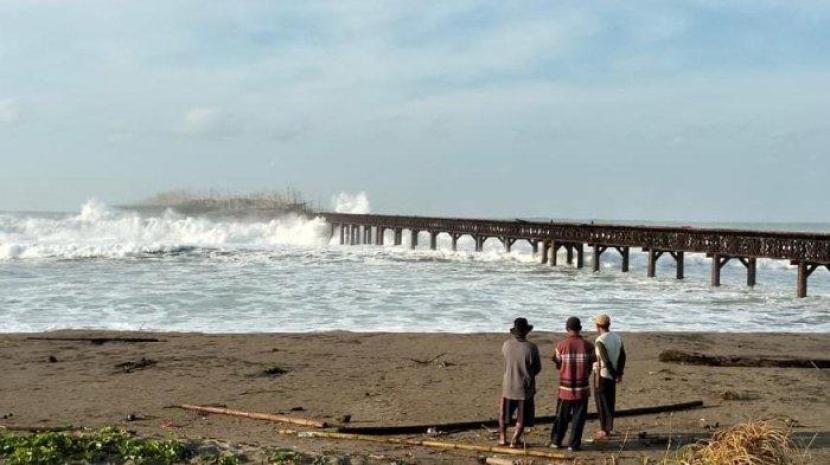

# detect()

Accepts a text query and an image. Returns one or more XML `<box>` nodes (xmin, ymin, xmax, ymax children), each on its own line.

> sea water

<box><xmin>1</xmin><ymin>200</ymin><xmax>828</xmax><ymax>333</ymax></box>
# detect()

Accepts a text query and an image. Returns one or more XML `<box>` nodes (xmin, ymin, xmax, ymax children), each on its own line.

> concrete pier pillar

<box><xmin>376</xmin><ymin>227</ymin><xmax>385</xmax><ymax>245</ymax></box>
<box><xmin>339</xmin><ymin>225</ymin><xmax>346</xmax><ymax>245</ymax></box>
<box><xmin>711</xmin><ymin>254</ymin><xmax>730</xmax><ymax>287</ymax></box>
<box><xmin>738</xmin><ymin>257</ymin><xmax>757</xmax><ymax>287</ymax></box>
<box><xmin>410</xmin><ymin>230</ymin><xmax>419</xmax><ymax>249</ymax></box>
<box><xmin>616</xmin><ymin>246</ymin><xmax>630</xmax><ymax>272</ymax></box>
<box><xmin>474</xmin><ymin>236</ymin><xmax>485</xmax><ymax>252</ymax></box>
<box><xmin>575</xmin><ymin>243</ymin><xmax>584</xmax><ymax>269</ymax></box>
<box><xmin>451</xmin><ymin>234</ymin><xmax>460</xmax><ymax>251</ymax></box>
<box><xmin>551</xmin><ymin>241</ymin><xmax>559</xmax><ymax>266</ymax></box>
<box><xmin>531</xmin><ymin>241</ymin><xmax>539</xmax><ymax>256</ymax></box>
<box><xmin>394</xmin><ymin>228</ymin><xmax>402</xmax><ymax>246</ymax></box>
<box><xmin>647</xmin><ymin>249</ymin><xmax>663</xmax><ymax>278</ymax></box>
<box><xmin>566</xmin><ymin>245</ymin><xmax>574</xmax><ymax>265</ymax></box>
<box><xmin>670</xmin><ymin>251</ymin><xmax>685</xmax><ymax>279</ymax></box>
<box><xmin>430</xmin><ymin>231</ymin><xmax>438</xmax><ymax>250</ymax></box>
<box><xmin>793</xmin><ymin>262</ymin><xmax>825</xmax><ymax>297</ymax></box>
<box><xmin>797</xmin><ymin>262</ymin><xmax>809</xmax><ymax>297</ymax></box>
<box><xmin>592</xmin><ymin>245</ymin><xmax>607</xmax><ymax>272</ymax></box>
<box><xmin>540</xmin><ymin>241</ymin><xmax>549</xmax><ymax>264</ymax></box>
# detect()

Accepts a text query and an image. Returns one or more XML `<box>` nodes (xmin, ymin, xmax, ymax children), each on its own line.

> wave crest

<box><xmin>0</xmin><ymin>201</ymin><xmax>331</xmax><ymax>259</ymax></box>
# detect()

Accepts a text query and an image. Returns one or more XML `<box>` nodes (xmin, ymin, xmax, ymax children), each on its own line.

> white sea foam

<box><xmin>0</xmin><ymin>200</ymin><xmax>331</xmax><ymax>259</ymax></box>
<box><xmin>0</xmin><ymin>200</ymin><xmax>828</xmax><ymax>333</ymax></box>
<box><xmin>333</xmin><ymin>192</ymin><xmax>370</xmax><ymax>214</ymax></box>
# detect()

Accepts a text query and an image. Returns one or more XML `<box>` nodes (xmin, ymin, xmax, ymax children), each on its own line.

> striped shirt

<box><xmin>554</xmin><ymin>335</ymin><xmax>596</xmax><ymax>401</ymax></box>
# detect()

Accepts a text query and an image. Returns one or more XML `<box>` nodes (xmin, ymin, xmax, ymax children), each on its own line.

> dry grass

<box><xmin>668</xmin><ymin>420</ymin><xmax>810</xmax><ymax>465</ymax></box>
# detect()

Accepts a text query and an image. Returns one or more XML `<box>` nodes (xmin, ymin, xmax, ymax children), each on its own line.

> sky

<box><xmin>0</xmin><ymin>1</ymin><xmax>828</xmax><ymax>222</ymax></box>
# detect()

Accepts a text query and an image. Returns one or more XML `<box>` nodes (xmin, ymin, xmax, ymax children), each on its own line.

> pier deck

<box><xmin>322</xmin><ymin>213</ymin><xmax>830</xmax><ymax>297</ymax></box>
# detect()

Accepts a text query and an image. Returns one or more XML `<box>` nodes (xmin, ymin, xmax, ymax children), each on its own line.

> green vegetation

<box><xmin>0</xmin><ymin>428</ymin><xmax>191</xmax><ymax>465</ymax></box>
<box><xmin>0</xmin><ymin>430</ymin><xmax>344</xmax><ymax>465</ymax></box>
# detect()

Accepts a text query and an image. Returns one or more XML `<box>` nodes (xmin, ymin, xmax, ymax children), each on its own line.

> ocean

<box><xmin>1</xmin><ymin>201</ymin><xmax>828</xmax><ymax>333</ymax></box>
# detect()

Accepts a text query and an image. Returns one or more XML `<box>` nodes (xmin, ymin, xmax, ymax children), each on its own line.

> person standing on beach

<box><xmin>591</xmin><ymin>313</ymin><xmax>626</xmax><ymax>440</ymax></box>
<box><xmin>550</xmin><ymin>316</ymin><xmax>595</xmax><ymax>451</ymax></box>
<box><xmin>499</xmin><ymin>317</ymin><xmax>541</xmax><ymax>448</ymax></box>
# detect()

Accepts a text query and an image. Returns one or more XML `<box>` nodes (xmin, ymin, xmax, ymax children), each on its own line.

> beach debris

<box><xmin>283</xmin><ymin>430</ymin><xmax>570</xmax><ymax>460</ymax></box>
<box><xmin>160</xmin><ymin>418</ymin><xmax>182</xmax><ymax>429</ymax></box>
<box><xmin>261</xmin><ymin>366</ymin><xmax>290</xmax><ymax>377</ymax></box>
<box><xmin>658</xmin><ymin>349</ymin><xmax>829</xmax><ymax>369</ymax></box>
<box><xmin>483</xmin><ymin>457</ymin><xmax>538</xmax><ymax>465</ymax></box>
<box><xmin>483</xmin><ymin>457</ymin><xmax>516</xmax><ymax>465</ymax></box>
<box><xmin>174</xmin><ymin>404</ymin><xmax>328</xmax><ymax>428</ymax></box>
<box><xmin>47</xmin><ymin>355</ymin><xmax>58</xmax><ymax>363</ymax></box>
<box><xmin>125</xmin><ymin>413</ymin><xmax>152</xmax><ymax>422</ymax></box>
<box><xmin>1</xmin><ymin>414</ymin><xmax>11</xmax><ymax>420</ymax></box>
<box><xmin>337</xmin><ymin>400</ymin><xmax>704</xmax><ymax>435</ymax></box>
<box><xmin>26</xmin><ymin>336</ymin><xmax>162</xmax><ymax>345</ymax></box>
<box><xmin>115</xmin><ymin>357</ymin><xmax>157</xmax><ymax>373</ymax></box>
<box><xmin>679</xmin><ymin>420</ymin><xmax>805</xmax><ymax>465</ymax></box>
<box><xmin>0</xmin><ymin>424</ymin><xmax>79</xmax><ymax>432</ymax></box>
<box><xmin>340</xmin><ymin>414</ymin><xmax>352</xmax><ymax>424</ymax></box>
<box><xmin>719</xmin><ymin>390</ymin><xmax>756</xmax><ymax>401</ymax></box>
<box><xmin>408</xmin><ymin>353</ymin><xmax>447</xmax><ymax>365</ymax></box>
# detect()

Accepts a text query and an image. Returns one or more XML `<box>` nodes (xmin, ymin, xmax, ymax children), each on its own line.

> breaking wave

<box><xmin>0</xmin><ymin>200</ymin><xmax>332</xmax><ymax>260</ymax></box>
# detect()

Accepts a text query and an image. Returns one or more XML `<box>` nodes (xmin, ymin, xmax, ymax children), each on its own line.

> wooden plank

<box><xmin>175</xmin><ymin>404</ymin><xmax>327</xmax><ymax>428</ymax></box>
<box><xmin>337</xmin><ymin>400</ymin><xmax>704</xmax><ymax>435</ymax></box>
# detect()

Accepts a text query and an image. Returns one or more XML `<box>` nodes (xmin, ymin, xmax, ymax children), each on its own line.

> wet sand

<box><xmin>1</xmin><ymin>331</ymin><xmax>827</xmax><ymax>463</ymax></box>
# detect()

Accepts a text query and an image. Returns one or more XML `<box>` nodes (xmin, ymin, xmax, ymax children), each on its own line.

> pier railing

<box><xmin>320</xmin><ymin>212</ymin><xmax>830</xmax><ymax>297</ymax></box>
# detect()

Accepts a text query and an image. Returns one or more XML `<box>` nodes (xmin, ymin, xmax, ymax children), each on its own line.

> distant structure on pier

<box><xmin>121</xmin><ymin>189</ymin><xmax>314</xmax><ymax>218</ymax></box>
<box><xmin>323</xmin><ymin>213</ymin><xmax>830</xmax><ymax>298</ymax></box>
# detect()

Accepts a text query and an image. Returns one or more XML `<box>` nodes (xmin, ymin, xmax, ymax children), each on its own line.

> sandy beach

<box><xmin>2</xmin><ymin>330</ymin><xmax>827</xmax><ymax>463</ymax></box>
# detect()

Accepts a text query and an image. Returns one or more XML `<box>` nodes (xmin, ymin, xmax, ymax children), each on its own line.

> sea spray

<box><xmin>0</xmin><ymin>197</ymin><xmax>828</xmax><ymax>333</ymax></box>
<box><xmin>333</xmin><ymin>192</ymin><xmax>371</xmax><ymax>214</ymax></box>
<box><xmin>0</xmin><ymin>201</ymin><xmax>332</xmax><ymax>259</ymax></box>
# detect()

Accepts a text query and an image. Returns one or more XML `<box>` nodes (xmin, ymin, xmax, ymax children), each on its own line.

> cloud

<box><xmin>0</xmin><ymin>100</ymin><xmax>20</xmax><ymax>123</ymax></box>
<box><xmin>180</xmin><ymin>107</ymin><xmax>236</xmax><ymax>136</ymax></box>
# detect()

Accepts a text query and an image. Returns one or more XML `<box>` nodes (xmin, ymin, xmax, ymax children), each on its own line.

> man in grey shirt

<box><xmin>498</xmin><ymin>317</ymin><xmax>541</xmax><ymax>447</ymax></box>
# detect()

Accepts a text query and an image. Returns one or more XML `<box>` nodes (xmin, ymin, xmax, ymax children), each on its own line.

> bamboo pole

<box><xmin>0</xmin><ymin>425</ymin><xmax>80</xmax><ymax>432</ymax></box>
<box><xmin>26</xmin><ymin>336</ymin><xmax>161</xmax><ymax>344</ymax></box>
<box><xmin>338</xmin><ymin>400</ymin><xmax>704</xmax><ymax>435</ymax></box>
<box><xmin>285</xmin><ymin>430</ymin><xmax>570</xmax><ymax>460</ymax></box>
<box><xmin>175</xmin><ymin>404</ymin><xmax>327</xmax><ymax>428</ymax></box>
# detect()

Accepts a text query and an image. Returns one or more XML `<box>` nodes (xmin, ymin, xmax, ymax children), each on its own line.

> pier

<box><xmin>322</xmin><ymin>213</ymin><xmax>830</xmax><ymax>297</ymax></box>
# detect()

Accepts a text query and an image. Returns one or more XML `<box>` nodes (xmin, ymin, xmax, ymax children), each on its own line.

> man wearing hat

<box><xmin>592</xmin><ymin>313</ymin><xmax>626</xmax><ymax>440</ymax></box>
<box><xmin>550</xmin><ymin>316</ymin><xmax>596</xmax><ymax>451</ymax></box>
<box><xmin>498</xmin><ymin>317</ymin><xmax>541</xmax><ymax>448</ymax></box>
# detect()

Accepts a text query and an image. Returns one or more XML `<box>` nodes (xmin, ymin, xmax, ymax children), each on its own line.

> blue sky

<box><xmin>0</xmin><ymin>1</ymin><xmax>828</xmax><ymax>221</ymax></box>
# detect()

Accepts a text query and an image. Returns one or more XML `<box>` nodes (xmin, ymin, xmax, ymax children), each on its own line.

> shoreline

<box><xmin>2</xmin><ymin>330</ymin><xmax>827</xmax><ymax>463</ymax></box>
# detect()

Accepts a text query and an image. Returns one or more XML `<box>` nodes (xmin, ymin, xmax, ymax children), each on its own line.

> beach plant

<box><xmin>266</xmin><ymin>449</ymin><xmax>341</xmax><ymax>465</ymax></box>
<box><xmin>202</xmin><ymin>451</ymin><xmax>242</xmax><ymax>465</ymax></box>
<box><xmin>0</xmin><ymin>427</ymin><xmax>191</xmax><ymax>465</ymax></box>
<box><xmin>661</xmin><ymin>420</ymin><xmax>810</xmax><ymax>465</ymax></box>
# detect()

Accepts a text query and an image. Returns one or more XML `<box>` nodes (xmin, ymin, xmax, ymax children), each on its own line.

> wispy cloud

<box><xmin>0</xmin><ymin>1</ymin><xmax>828</xmax><ymax>219</ymax></box>
<box><xmin>179</xmin><ymin>107</ymin><xmax>237</xmax><ymax>137</ymax></box>
<box><xmin>0</xmin><ymin>100</ymin><xmax>20</xmax><ymax>123</ymax></box>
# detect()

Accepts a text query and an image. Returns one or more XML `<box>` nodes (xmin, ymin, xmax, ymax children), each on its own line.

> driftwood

<box><xmin>408</xmin><ymin>353</ymin><xmax>447</xmax><ymax>365</ymax></box>
<box><xmin>115</xmin><ymin>357</ymin><xmax>157</xmax><ymax>373</ymax></box>
<box><xmin>337</xmin><ymin>400</ymin><xmax>704</xmax><ymax>435</ymax></box>
<box><xmin>659</xmin><ymin>350</ymin><xmax>829</xmax><ymax>369</ymax></box>
<box><xmin>282</xmin><ymin>430</ymin><xmax>569</xmax><ymax>460</ymax></box>
<box><xmin>26</xmin><ymin>336</ymin><xmax>161</xmax><ymax>345</ymax></box>
<box><xmin>174</xmin><ymin>404</ymin><xmax>327</xmax><ymax>428</ymax></box>
<box><xmin>0</xmin><ymin>425</ymin><xmax>79</xmax><ymax>432</ymax></box>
